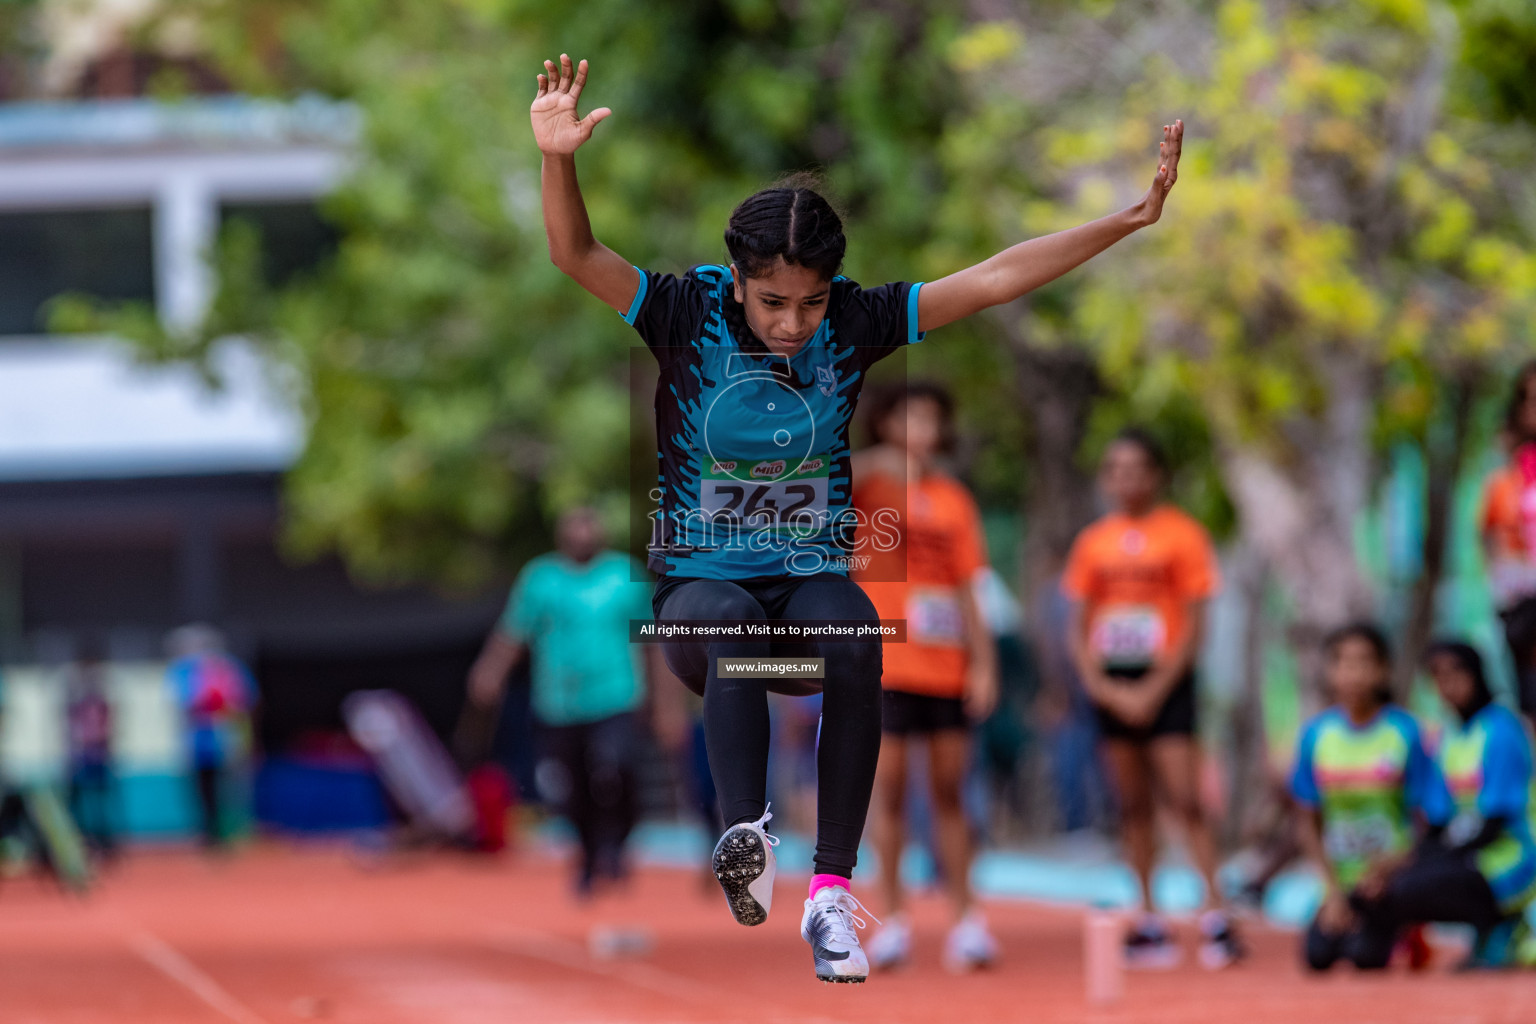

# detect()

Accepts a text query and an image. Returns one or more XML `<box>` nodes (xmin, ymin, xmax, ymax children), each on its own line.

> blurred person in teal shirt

<box><xmin>468</xmin><ymin>508</ymin><xmax>681</xmax><ymax>894</ymax></box>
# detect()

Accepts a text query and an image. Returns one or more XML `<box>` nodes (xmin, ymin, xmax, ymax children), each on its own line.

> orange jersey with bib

<box><xmin>1481</xmin><ymin>463</ymin><xmax>1532</xmax><ymax>560</ymax></box>
<box><xmin>1478</xmin><ymin>447</ymin><xmax>1536</xmax><ymax>607</ymax></box>
<box><xmin>1062</xmin><ymin>506</ymin><xmax>1219</xmax><ymax>669</ymax></box>
<box><xmin>853</xmin><ymin>468</ymin><xmax>987</xmax><ymax>697</ymax></box>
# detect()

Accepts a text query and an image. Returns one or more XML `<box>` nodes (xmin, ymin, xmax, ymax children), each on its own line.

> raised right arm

<box><xmin>531</xmin><ymin>55</ymin><xmax>639</xmax><ymax>314</ymax></box>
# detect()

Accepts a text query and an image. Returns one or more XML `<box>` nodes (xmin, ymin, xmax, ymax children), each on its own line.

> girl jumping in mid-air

<box><xmin>531</xmin><ymin>53</ymin><xmax>1182</xmax><ymax>983</ymax></box>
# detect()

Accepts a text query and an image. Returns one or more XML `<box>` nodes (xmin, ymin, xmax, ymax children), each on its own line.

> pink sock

<box><xmin>809</xmin><ymin>873</ymin><xmax>851</xmax><ymax>899</ymax></box>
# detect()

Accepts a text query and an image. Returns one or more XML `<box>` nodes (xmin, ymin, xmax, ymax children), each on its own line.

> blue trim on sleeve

<box><xmin>908</xmin><ymin>281</ymin><xmax>926</xmax><ymax>345</ymax></box>
<box><xmin>1480</xmin><ymin>706</ymin><xmax>1534</xmax><ymax>819</ymax></box>
<box><xmin>622</xmin><ymin>266</ymin><xmax>648</xmax><ymax>325</ymax></box>
<box><xmin>1393</xmin><ymin>708</ymin><xmax>1455</xmax><ymax>826</ymax></box>
<box><xmin>1289</xmin><ymin>717</ymin><xmax>1322</xmax><ymax>807</ymax></box>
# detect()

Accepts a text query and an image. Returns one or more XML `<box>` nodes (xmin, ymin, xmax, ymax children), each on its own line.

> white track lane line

<box><xmin>124</xmin><ymin>928</ymin><xmax>270</xmax><ymax>1024</ymax></box>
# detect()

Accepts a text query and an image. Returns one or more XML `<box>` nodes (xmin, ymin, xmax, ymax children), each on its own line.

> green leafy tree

<box><xmin>1045</xmin><ymin>0</ymin><xmax>1536</xmax><ymax>696</ymax></box>
<box><xmin>60</xmin><ymin>0</ymin><xmax>1105</xmax><ymax>594</ymax></box>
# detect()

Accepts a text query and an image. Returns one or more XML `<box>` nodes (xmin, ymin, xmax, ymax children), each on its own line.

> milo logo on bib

<box><xmin>751</xmin><ymin>459</ymin><xmax>788</xmax><ymax>479</ymax></box>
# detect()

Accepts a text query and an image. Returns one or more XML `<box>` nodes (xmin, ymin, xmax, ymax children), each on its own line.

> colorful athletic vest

<box><xmin>1436</xmin><ymin>703</ymin><xmax>1536</xmax><ymax>912</ymax></box>
<box><xmin>1290</xmin><ymin>706</ymin><xmax>1453</xmax><ymax>889</ymax></box>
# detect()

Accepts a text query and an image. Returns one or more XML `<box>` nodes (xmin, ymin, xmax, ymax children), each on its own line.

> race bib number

<box><xmin>1324</xmin><ymin>812</ymin><xmax>1398</xmax><ymax>863</ymax></box>
<box><xmin>1091</xmin><ymin>605</ymin><xmax>1166</xmax><ymax>665</ymax></box>
<box><xmin>700</xmin><ymin>454</ymin><xmax>831</xmax><ymax>537</ymax></box>
<box><xmin>907</xmin><ymin>588</ymin><xmax>965</xmax><ymax>646</ymax></box>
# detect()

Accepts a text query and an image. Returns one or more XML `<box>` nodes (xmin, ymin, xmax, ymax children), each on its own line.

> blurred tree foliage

<box><xmin>67</xmin><ymin>0</ymin><xmax>1195</xmax><ymax>594</ymax></box>
<box><xmin>0</xmin><ymin>0</ymin><xmax>42</xmax><ymax>98</ymax></box>
<box><xmin>1038</xmin><ymin>0</ymin><xmax>1536</xmax><ymax>686</ymax></box>
<box><xmin>52</xmin><ymin>0</ymin><xmax>1534</xmax><ymax>636</ymax></box>
<box><xmin>1451</xmin><ymin>0</ymin><xmax>1536</xmax><ymax>124</ymax></box>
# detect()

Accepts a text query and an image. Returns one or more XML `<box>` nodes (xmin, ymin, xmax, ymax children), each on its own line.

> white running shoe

<box><xmin>711</xmin><ymin>805</ymin><xmax>779</xmax><ymax>927</ymax></box>
<box><xmin>866</xmin><ymin>913</ymin><xmax>913</xmax><ymax>970</ymax></box>
<box><xmin>801</xmin><ymin>885</ymin><xmax>879</xmax><ymax>983</ymax></box>
<box><xmin>1197</xmin><ymin>910</ymin><xmax>1245</xmax><ymax>970</ymax></box>
<box><xmin>943</xmin><ymin>910</ymin><xmax>999</xmax><ymax>973</ymax></box>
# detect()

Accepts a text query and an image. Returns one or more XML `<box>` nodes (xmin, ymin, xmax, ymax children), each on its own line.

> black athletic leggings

<box><xmin>539</xmin><ymin>712</ymin><xmax>639</xmax><ymax>887</ymax></box>
<box><xmin>655</xmin><ymin>572</ymin><xmax>883</xmax><ymax>879</ymax></box>
<box><xmin>1304</xmin><ymin>845</ymin><xmax>1503</xmax><ymax>971</ymax></box>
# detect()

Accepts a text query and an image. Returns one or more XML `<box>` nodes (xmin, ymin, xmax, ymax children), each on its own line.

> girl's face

<box><xmin>1327</xmin><ymin>636</ymin><xmax>1388</xmax><ymax>711</ymax></box>
<box><xmin>880</xmin><ymin>397</ymin><xmax>944</xmax><ymax>462</ymax></box>
<box><xmin>1100</xmin><ymin>441</ymin><xmax>1161</xmax><ymax>513</ymax></box>
<box><xmin>1426</xmin><ymin>652</ymin><xmax>1477</xmax><ymax>715</ymax></box>
<box><xmin>731</xmin><ymin>259</ymin><xmax>831</xmax><ymax>357</ymax></box>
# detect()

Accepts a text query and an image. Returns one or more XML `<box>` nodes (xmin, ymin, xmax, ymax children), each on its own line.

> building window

<box><xmin>0</xmin><ymin>207</ymin><xmax>155</xmax><ymax>336</ymax></box>
<box><xmin>218</xmin><ymin>201</ymin><xmax>338</xmax><ymax>288</ymax></box>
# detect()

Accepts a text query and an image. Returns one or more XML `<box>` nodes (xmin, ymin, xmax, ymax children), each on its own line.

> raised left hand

<box><xmin>1132</xmin><ymin>120</ymin><xmax>1183</xmax><ymax>226</ymax></box>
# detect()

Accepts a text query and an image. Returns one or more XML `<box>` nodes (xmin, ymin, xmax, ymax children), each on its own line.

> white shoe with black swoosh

<box><xmin>711</xmin><ymin>805</ymin><xmax>779</xmax><ymax>926</ymax></box>
<box><xmin>800</xmin><ymin>885</ymin><xmax>878</xmax><ymax>983</ymax></box>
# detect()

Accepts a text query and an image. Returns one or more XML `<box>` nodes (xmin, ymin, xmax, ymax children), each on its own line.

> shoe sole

<box><xmin>817</xmin><ymin>975</ymin><xmax>866</xmax><ymax>984</ymax></box>
<box><xmin>712</xmin><ymin>827</ymin><xmax>770</xmax><ymax>927</ymax></box>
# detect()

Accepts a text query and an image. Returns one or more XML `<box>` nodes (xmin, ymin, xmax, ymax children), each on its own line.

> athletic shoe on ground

<box><xmin>711</xmin><ymin>805</ymin><xmax>779</xmax><ymax>927</ymax></box>
<box><xmin>943</xmin><ymin>910</ymin><xmax>999</xmax><ymax>973</ymax></box>
<box><xmin>801</xmin><ymin>885</ymin><xmax>879</xmax><ymax>983</ymax></box>
<box><xmin>1124</xmin><ymin>915</ymin><xmax>1181</xmax><ymax>970</ymax></box>
<box><xmin>866</xmin><ymin>913</ymin><xmax>912</xmax><ymax>970</ymax></box>
<box><xmin>1197</xmin><ymin>910</ymin><xmax>1245</xmax><ymax>970</ymax></box>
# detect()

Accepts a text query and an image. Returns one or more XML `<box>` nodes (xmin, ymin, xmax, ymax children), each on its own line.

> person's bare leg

<box><xmin>927</xmin><ymin>728</ymin><xmax>975</xmax><ymax>921</ymax></box>
<box><xmin>873</xmin><ymin>734</ymin><xmax>909</xmax><ymax>915</ymax></box>
<box><xmin>1102</xmin><ymin>738</ymin><xmax>1156</xmax><ymax>912</ymax></box>
<box><xmin>1148</xmin><ymin>735</ymin><xmax>1224</xmax><ymax>909</ymax></box>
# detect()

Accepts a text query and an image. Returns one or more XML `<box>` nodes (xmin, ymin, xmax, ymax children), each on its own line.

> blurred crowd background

<box><xmin>0</xmin><ymin>0</ymin><xmax>1534</xmax><ymax>913</ymax></box>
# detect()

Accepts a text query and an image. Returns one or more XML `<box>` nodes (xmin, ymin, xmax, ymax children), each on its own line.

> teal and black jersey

<box><xmin>623</xmin><ymin>264</ymin><xmax>924</xmax><ymax>580</ymax></box>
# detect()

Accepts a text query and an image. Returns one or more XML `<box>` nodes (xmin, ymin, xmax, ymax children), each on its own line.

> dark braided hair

<box><xmin>721</xmin><ymin>173</ymin><xmax>846</xmax><ymax>349</ymax></box>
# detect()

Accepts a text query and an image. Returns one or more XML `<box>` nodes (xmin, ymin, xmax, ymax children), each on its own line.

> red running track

<box><xmin>0</xmin><ymin>842</ymin><xmax>1531</xmax><ymax>1023</ymax></box>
